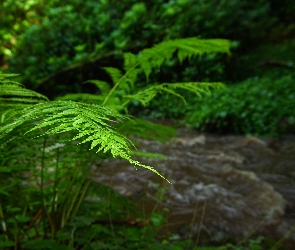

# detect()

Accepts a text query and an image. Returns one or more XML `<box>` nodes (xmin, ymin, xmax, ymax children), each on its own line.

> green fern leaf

<box><xmin>0</xmin><ymin>72</ymin><xmax>48</xmax><ymax>107</ymax></box>
<box><xmin>103</xmin><ymin>67</ymin><xmax>123</xmax><ymax>84</ymax></box>
<box><xmin>85</xmin><ymin>79</ymin><xmax>111</xmax><ymax>93</ymax></box>
<box><xmin>0</xmin><ymin>72</ymin><xmax>21</xmax><ymax>84</ymax></box>
<box><xmin>87</xmin><ymin>37</ymin><xmax>230</xmax><ymax>107</ymax></box>
<box><xmin>137</xmin><ymin>37</ymin><xmax>230</xmax><ymax>79</ymax></box>
<box><xmin>124</xmin><ymin>82</ymin><xmax>225</xmax><ymax>106</ymax></box>
<box><xmin>123</xmin><ymin>52</ymin><xmax>138</xmax><ymax>71</ymax></box>
<box><xmin>0</xmin><ymin>100</ymin><xmax>168</xmax><ymax>180</ymax></box>
<box><xmin>122</xmin><ymin>52</ymin><xmax>141</xmax><ymax>91</ymax></box>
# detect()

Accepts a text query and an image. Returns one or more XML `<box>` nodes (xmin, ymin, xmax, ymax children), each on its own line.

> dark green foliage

<box><xmin>3</xmin><ymin>0</ymin><xmax>280</xmax><ymax>91</ymax></box>
<box><xmin>229</xmin><ymin>40</ymin><xmax>295</xmax><ymax>82</ymax></box>
<box><xmin>269</xmin><ymin>0</ymin><xmax>295</xmax><ymax>23</ymax></box>
<box><xmin>187</xmin><ymin>76</ymin><xmax>295</xmax><ymax>136</ymax></box>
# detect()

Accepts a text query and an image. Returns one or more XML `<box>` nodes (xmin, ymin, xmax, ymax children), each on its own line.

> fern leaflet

<box><xmin>124</xmin><ymin>82</ymin><xmax>226</xmax><ymax>106</ymax></box>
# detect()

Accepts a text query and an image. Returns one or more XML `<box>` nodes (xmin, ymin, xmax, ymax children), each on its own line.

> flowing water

<box><xmin>93</xmin><ymin>126</ymin><xmax>295</xmax><ymax>248</ymax></box>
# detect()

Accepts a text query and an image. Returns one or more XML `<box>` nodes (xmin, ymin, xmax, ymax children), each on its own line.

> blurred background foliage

<box><xmin>186</xmin><ymin>75</ymin><xmax>295</xmax><ymax>135</ymax></box>
<box><xmin>1</xmin><ymin>0</ymin><xmax>295</xmax><ymax>136</ymax></box>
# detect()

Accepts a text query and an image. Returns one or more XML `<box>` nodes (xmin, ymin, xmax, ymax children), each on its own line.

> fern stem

<box><xmin>102</xmin><ymin>63</ymin><xmax>139</xmax><ymax>106</ymax></box>
<box><xmin>193</xmin><ymin>200</ymin><xmax>207</xmax><ymax>248</ymax></box>
<box><xmin>72</xmin><ymin>179</ymin><xmax>91</xmax><ymax>217</ymax></box>
<box><xmin>40</xmin><ymin>137</ymin><xmax>50</xmax><ymax>237</ymax></box>
<box><xmin>120</xmin><ymin>100</ymin><xmax>131</xmax><ymax>109</ymax></box>
<box><xmin>60</xmin><ymin>169</ymin><xmax>80</xmax><ymax>229</ymax></box>
<box><xmin>50</xmin><ymin>146</ymin><xmax>60</xmax><ymax>238</ymax></box>
<box><xmin>64</xmin><ymin>172</ymin><xmax>88</xmax><ymax>225</ymax></box>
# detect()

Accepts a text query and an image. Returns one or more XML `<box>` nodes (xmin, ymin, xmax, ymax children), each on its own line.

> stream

<box><xmin>94</xmin><ymin>126</ymin><xmax>295</xmax><ymax>248</ymax></box>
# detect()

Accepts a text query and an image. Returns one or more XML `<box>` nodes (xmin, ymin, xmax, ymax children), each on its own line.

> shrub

<box><xmin>187</xmin><ymin>75</ymin><xmax>295</xmax><ymax>136</ymax></box>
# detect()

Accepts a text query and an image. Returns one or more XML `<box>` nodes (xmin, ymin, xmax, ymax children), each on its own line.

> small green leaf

<box><xmin>150</xmin><ymin>213</ymin><xmax>165</xmax><ymax>227</ymax></box>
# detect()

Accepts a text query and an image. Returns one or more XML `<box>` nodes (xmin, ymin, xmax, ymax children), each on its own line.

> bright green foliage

<box><xmin>0</xmin><ymin>82</ymin><xmax>166</xmax><ymax>180</ymax></box>
<box><xmin>0</xmin><ymin>37</ymin><xmax>230</xmax><ymax>248</ymax></box>
<box><xmin>187</xmin><ymin>75</ymin><xmax>295</xmax><ymax>136</ymax></box>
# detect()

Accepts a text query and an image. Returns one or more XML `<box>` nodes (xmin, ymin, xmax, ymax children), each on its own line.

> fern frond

<box><xmin>0</xmin><ymin>100</ymin><xmax>168</xmax><ymax>180</ymax></box>
<box><xmin>0</xmin><ymin>72</ymin><xmax>20</xmax><ymax>84</ymax></box>
<box><xmin>138</xmin><ymin>37</ymin><xmax>230</xmax><ymax>79</ymax></box>
<box><xmin>100</xmin><ymin>37</ymin><xmax>230</xmax><ymax>105</ymax></box>
<box><xmin>85</xmin><ymin>79</ymin><xmax>111</xmax><ymax>93</ymax></box>
<box><xmin>123</xmin><ymin>52</ymin><xmax>139</xmax><ymax>90</ymax></box>
<box><xmin>128</xmin><ymin>159</ymin><xmax>169</xmax><ymax>182</ymax></box>
<box><xmin>0</xmin><ymin>72</ymin><xmax>48</xmax><ymax>107</ymax></box>
<box><xmin>123</xmin><ymin>52</ymin><xmax>138</xmax><ymax>71</ymax></box>
<box><xmin>101</xmin><ymin>65</ymin><xmax>142</xmax><ymax>106</ymax></box>
<box><xmin>0</xmin><ymin>85</ymin><xmax>48</xmax><ymax>102</ymax></box>
<box><xmin>103</xmin><ymin>67</ymin><xmax>123</xmax><ymax>84</ymax></box>
<box><xmin>124</xmin><ymin>82</ymin><xmax>226</xmax><ymax>106</ymax></box>
<box><xmin>78</xmin><ymin>38</ymin><xmax>229</xmax><ymax>107</ymax></box>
